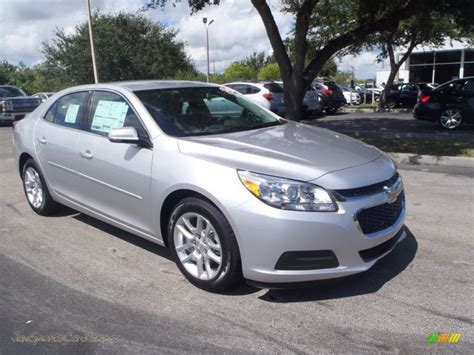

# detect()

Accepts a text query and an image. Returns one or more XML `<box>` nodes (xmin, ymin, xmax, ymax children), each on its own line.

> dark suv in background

<box><xmin>0</xmin><ymin>85</ymin><xmax>42</xmax><ymax>124</ymax></box>
<box><xmin>385</xmin><ymin>83</ymin><xmax>437</xmax><ymax>109</ymax></box>
<box><xmin>313</xmin><ymin>81</ymin><xmax>346</xmax><ymax>114</ymax></box>
<box><xmin>414</xmin><ymin>77</ymin><xmax>474</xmax><ymax>130</ymax></box>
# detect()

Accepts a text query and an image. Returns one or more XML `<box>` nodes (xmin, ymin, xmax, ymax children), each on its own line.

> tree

<box><xmin>223</xmin><ymin>62</ymin><xmax>255</xmax><ymax>82</ymax></box>
<box><xmin>148</xmin><ymin>0</ymin><xmax>469</xmax><ymax>121</ymax></box>
<box><xmin>258</xmin><ymin>63</ymin><xmax>281</xmax><ymax>80</ymax></box>
<box><xmin>42</xmin><ymin>12</ymin><xmax>197</xmax><ymax>85</ymax></box>
<box><xmin>372</xmin><ymin>10</ymin><xmax>472</xmax><ymax>109</ymax></box>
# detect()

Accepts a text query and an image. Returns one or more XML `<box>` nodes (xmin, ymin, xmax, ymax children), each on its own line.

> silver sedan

<box><xmin>12</xmin><ymin>81</ymin><xmax>406</xmax><ymax>292</ymax></box>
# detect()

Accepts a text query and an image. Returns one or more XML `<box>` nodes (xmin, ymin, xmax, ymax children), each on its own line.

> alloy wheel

<box><xmin>440</xmin><ymin>109</ymin><xmax>462</xmax><ymax>129</ymax></box>
<box><xmin>173</xmin><ymin>212</ymin><xmax>222</xmax><ymax>281</ymax></box>
<box><xmin>24</xmin><ymin>167</ymin><xmax>43</xmax><ymax>208</ymax></box>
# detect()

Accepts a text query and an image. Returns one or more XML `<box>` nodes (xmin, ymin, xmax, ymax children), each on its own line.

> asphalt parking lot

<box><xmin>0</xmin><ymin>125</ymin><xmax>473</xmax><ymax>354</ymax></box>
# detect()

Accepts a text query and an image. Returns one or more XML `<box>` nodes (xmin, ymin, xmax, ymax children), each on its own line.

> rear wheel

<box><xmin>22</xmin><ymin>159</ymin><xmax>59</xmax><ymax>215</ymax></box>
<box><xmin>168</xmin><ymin>197</ymin><xmax>242</xmax><ymax>292</ymax></box>
<box><xmin>326</xmin><ymin>107</ymin><xmax>338</xmax><ymax>115</ymax></box>
<box><xmin>439</xmin><ymin>108</ymin><xmax>462</xmax><ymax>130</ymax></box>
<box><xmin>385</xmin><ymin>99</ymin><xmax>397</xmax><ymax>109</ymax></box>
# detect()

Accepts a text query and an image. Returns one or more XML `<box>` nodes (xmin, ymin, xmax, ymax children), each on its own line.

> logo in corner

<box><xmin>426</xmin><ymin>332</ymin><xmax>462</xmax><ymax>344</ymax></box>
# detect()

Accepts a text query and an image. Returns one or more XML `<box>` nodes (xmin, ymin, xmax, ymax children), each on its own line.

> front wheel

<box><xmin>439</xmin><ymin>108</ymin><xmax>462</xmax><ymax>130</ymax></box>
<box><xmin>168</xmin><ymin>197</ymin><xmax>242</xmax><ymax>292</ymax></box>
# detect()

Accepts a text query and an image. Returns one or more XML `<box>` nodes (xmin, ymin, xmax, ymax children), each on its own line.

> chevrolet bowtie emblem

<box><xmin>383</xmin><ymin>179</ymin><xmax>402</xmax><ymax>204</ymax></box>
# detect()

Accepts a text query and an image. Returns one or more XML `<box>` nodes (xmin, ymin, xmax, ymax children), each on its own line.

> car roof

<box><xmin>224</xmin><ymin>82</ymin><xmax>264</xmax><ymax>87</ymax></box>
<box><xmin>112</xmin><ymin>80</ymin><xmax>219</xmax><ymax>91</ymax></box>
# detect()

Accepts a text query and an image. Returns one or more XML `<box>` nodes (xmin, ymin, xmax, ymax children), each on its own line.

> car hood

<box><xmin>177</xmin><ymin>121</ymin><xmax>383</xmax><ymax>182</ymax></box>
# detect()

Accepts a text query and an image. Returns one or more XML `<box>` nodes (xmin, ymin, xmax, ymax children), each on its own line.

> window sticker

<box><xmin>64</xmin><ymin>104</ymin><xmax>80</xmax><ymax>123</ymax></box>
<box><xmin>91</xmin><ymin>100</ymin><xmax>129</xmax><ymax>133</ymax></box>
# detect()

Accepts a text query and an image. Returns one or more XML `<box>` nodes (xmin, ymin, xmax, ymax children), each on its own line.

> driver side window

<box><xmin>87</xmin><ymin>91</ymin><xmax>147</xmax><ymax>137</ymax></box>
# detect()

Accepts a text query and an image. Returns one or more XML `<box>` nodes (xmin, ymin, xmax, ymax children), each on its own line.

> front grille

<box><xmin>335</xmin><ymin>173</ymin><xmax>399</xmax><ymax>199</ymax></box>
<box><xmin>4</xmin><ymin>99</ymin><xmax>41</xmax><ymax>113</ymax></box>
<box><xmin>357</xmin><ymin>192</ymin><xmax>404</xmax><ymax>234</ymax></box>
<box><xmin>359</xmin><ymin>228</ymin><xmax>404</xmax><ymax>262</ymax></box>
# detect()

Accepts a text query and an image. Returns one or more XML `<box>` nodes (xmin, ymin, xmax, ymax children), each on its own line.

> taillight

<box><xmin>419</xmin><ymin>94</ymin><xmax>431</xmax><ymax>103</ymax></box>
<box><xmin>262</xmin><ymin>93</ymin><xmax>273</xmax><ymax>101</ymax></box>
<box><xmin>12</xmin><ymin>120</ymin><xmax>17</xmax><ymax>130</ymax></box>
<box><xmin>323</xmin><ymin>89</ymin><xmax>332</xmax><ymax>96</ymax></box>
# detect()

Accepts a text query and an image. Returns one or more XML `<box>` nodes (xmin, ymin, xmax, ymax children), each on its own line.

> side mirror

<box><xmin>108</xmin><ymin>127</ymin><xmax>140</xmax><ymax>144</ymax></box>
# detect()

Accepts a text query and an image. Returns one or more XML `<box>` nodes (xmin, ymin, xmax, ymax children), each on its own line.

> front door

<box><xmin>75</xmin><ymin>90</ymin><xmax>153</xmax><ymax>234</ymax></box>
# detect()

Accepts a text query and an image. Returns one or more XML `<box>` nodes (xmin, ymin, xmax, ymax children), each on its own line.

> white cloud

<box><xmin>0</xmin><ymin>0</ymin><xmax>382</xmax><ymax>79</ymax></box>
<box><xmin>338</xmin><ymin>51</ymin><xmax>384</xmax><ymax>80</ymax></box>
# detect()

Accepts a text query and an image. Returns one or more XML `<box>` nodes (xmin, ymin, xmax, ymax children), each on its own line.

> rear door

<box><xmin>75</xmin><ymin>90</ymin><xmax>154</xmax><ymax>233</ymax></box>
<box><xmin>34</xmin><ymin>91</ymin><xmax>89</xmax><ymax>201</ymax></box>
<box><xmin>399</xmin><ymin>84</ymin><xmax>418</xmax><ymax>107</ymax></box>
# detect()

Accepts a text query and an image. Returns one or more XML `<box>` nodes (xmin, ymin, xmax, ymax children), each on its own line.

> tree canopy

<box><xmin>43</xmin><ymin>12</ymin><xmax>197</xmax><ymax>85</ymax></box>
<box><xmin>148</xmin><ymin>0</ymin><xmax>472</xmax><ymax>121</ymax></box>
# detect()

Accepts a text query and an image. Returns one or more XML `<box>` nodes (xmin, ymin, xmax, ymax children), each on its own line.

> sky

<box><xmin>0</xmin><ymin>0</ymin><xmax>387</xmax><ymax>79</ymax></box>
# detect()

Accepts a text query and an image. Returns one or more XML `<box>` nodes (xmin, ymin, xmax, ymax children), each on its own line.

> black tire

<box><xmin>326</xmin><ymin>107</ymin><xmax>338</xmax><ymax>115</ymax></box>
<box><xmin>168</xmin><ymin>197</ymin><xmax>242</xmax><ymax>292</ymax></box>
<box><xmin>22</xmin><ymin>159</ymin><xmax>59</xmax><ymax>216</ymax></box>
<box><xmin>385</xmin><ymin>99</ymin><xmax>397</xmax><ymax>109</ymax></box>
<box><xmin>438</xmin><ymin>108</ymin><xmax>463</xmax><ymax>130</ymax></box>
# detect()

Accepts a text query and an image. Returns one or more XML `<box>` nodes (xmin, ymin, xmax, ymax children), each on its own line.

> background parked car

<box><xmin>224</xmin><ymin>81</ymin><xmax>285</xmax><ymax>116</ymax></box>
<box><xmin>385</xmin><ymin>82</ymin><xmax>438</xmax><ymax>109</ymax></box>
<box><xmin>339</xmin><ymin>85</ymin><xmax>361</xmax><ymax>105</ymax></box>
<box><xmin>33</xmin><ymin>92</ymin><xmax>55</xmax><ymax>102</ymax></box>
<box><xmin>313</xmin><ymin>81</ymin><xmax>346</xmax><ymax>114</ymax></box>
<box><xmin>0</xmin><ymin>85</ymin><xmax>42</xmax><ymax>124</ymax></box>
<box><xmin>275</xmin><ymin>81</ymin><xmax>321</xmax><ymax>118</ymax></box>
<box><xmin>414</xmin><ymin>77</ymin><xmax>474</xmax><ymax>130</ymax></box>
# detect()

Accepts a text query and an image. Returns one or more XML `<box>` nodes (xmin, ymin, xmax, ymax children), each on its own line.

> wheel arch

<box><xmin>18</xmin><ymin>152</ymin><xmax>34</xmax><ymax>177</ymax></box>
<box><xmin>160</xmin><ymin>189</ymin><xmax>223</xmax><ymax>248</ymax></box>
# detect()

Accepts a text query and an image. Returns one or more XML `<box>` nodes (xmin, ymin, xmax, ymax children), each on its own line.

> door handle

<box><xmin>37</xmin><ymin>137</ymin><xmax>47</xmax><ymax>144</ymax></box>
<box><xmin>80</xmin><ymin>150</ymin><xmax>93</xmax><ymax>159</ymax></box>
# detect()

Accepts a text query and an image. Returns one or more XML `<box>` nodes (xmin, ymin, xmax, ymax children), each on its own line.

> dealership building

<box><xmin>376</xmin><ymin>42</ymin><xmax>473</xmax><ymax>85</ymax></box>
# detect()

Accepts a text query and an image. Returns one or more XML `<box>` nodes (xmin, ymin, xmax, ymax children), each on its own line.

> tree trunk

<box><xmin>378</xmin><ymin>33</ymin><xmax>418</xmax><ymax>110</ymax></box>
<box><xmin>379</xmin><ymin>68</ymin><xmax>398</xmax><ymax>110</ymax></box>
<box><xmin>283</xmin><ymin>76</ymin><xmax>306</xmax><ymax>121</ymax></box>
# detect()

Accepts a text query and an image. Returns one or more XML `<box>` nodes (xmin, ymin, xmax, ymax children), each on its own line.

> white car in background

<box><xmin>223</xmin><ymin>82</ymin><xmax>285</xmax><ymax>116</ymax></box>
<box><xmin>339</xmin><ymin>86</ymin><xmax>361</xmax><ymax>105</ymax></box>
<box><xmin>275</xmin><ymin>81</ymin><xmax>321</xmax><ymax>117</ymax></box>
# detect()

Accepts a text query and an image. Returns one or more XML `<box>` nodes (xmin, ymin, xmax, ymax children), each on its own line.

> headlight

<box><xmin>238</xmin><ymin>170</ymin><xmax>338</xmax><ymax>212</ymax></box>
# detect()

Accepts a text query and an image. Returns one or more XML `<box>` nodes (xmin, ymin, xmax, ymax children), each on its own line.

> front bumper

<box><xmin>229</xmin><ymin>187</ymin><xmax>406</xmax><ymax>283</ymax></box>
<box><xmin>0</xmin><ymin>112</ymin><xmax>29</xmax><ymax>123</ymax></box>
<box><xmin>413</xmin><ymin>103</ymin><xmax>440</xmax><ymax>121</ymax></box>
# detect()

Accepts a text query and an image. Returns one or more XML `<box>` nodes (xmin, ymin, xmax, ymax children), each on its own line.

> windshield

<box><xmin>0</xmin><ymin>86</ymin><xmax>26</xmax><ymax>98</ymax></box>
<box><xmin>134</xmin><ymin>86</ymin><xmax>284</xmax><ymax>137</ymax></box>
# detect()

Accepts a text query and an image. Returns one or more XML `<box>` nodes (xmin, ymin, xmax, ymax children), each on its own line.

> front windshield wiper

<box><xmin>250</xmin><ymin>120</ymin><xmax>285</xmax><ymax>129</ymax></box>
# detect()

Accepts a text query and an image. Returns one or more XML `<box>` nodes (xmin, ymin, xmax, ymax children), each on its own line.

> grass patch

<box><xmin>352</xmin><ymin>103</ymin><xmax>377</xmax><ymax>109</ymax></box>
<box><xmin>357</xmin><ymin>136</ymin><xmax>474</xmax><ymax>157</ymax></box>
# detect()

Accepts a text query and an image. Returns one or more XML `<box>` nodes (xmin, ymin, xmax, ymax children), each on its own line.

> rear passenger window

<box><xmin>88</xmin><ymin>91</ymin><xmax>146</xmax><ymax>137</ymax></box>
<box><xmin>47</xmin><ymin>92</ymin><xmax>88</xmax><ymax>129</ymax></box>
<box><xmin>263</xmin><ymin>83</ymin><xmax>283</xmax><ymax>93</ymax></box>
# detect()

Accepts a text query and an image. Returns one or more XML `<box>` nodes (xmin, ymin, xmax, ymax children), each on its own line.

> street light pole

<box><xmin>85</xmin><ymin>0</ymin><xmax>99</xmax><ymax>83</ymax></box>
<box><xmin>203</xmin><ymin>18</ymin><xmax>214</xmax><ymax>83</ymax></box>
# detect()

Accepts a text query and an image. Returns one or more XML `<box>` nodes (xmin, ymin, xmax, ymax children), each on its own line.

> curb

<box><xmin>389</xmin><ymin>153</ymin><xmax>474</xmax><ymax>168</ymax></box>
<box><xmin>342</xmin><ymin>107</ymin><xmax>413</xmax><ymax>114</ymax></box>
